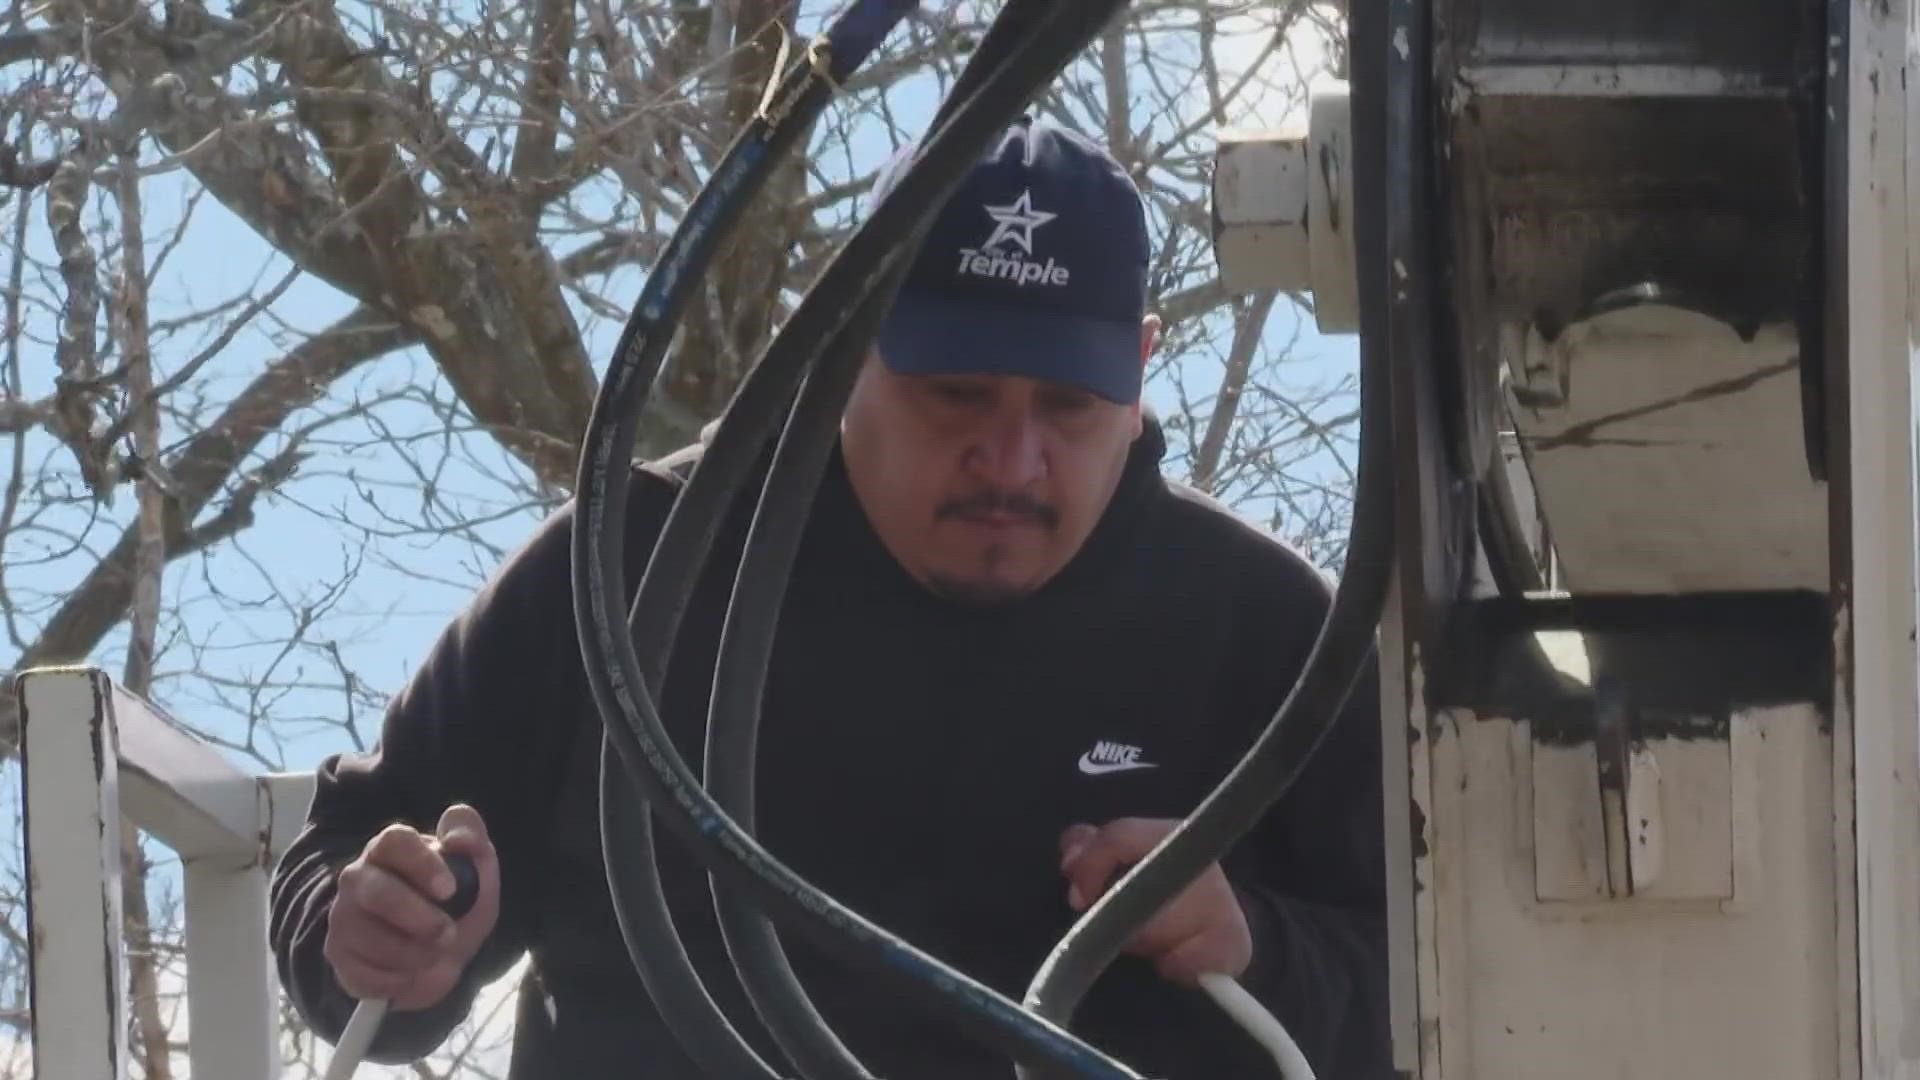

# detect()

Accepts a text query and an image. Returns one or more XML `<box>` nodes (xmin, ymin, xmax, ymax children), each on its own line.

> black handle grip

<box><xmin>438</xmin><ymin>852</ymin><xmax>481</xmax><ymax>920</ymax></box>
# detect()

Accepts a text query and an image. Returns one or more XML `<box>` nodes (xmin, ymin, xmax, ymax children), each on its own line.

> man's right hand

<box><xmin>324</xmin><ymin>803</ymin><xmax>501</xmax><ymax>1011</ymax></box>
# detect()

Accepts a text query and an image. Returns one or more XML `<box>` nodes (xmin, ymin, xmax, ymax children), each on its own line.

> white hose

<box><xmin>1196</xmin><ymin>972</ymin><xmax>1317</xmax><ymax>1080</ymax></box>
<box><xmin>320</xmin><ymin>998</ymin><xmax>388</xmax><ymax>1080</ymax></box>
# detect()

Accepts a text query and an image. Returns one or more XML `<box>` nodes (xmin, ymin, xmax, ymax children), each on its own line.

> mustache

<box><xmin>936</xmin><ymin>490</ymin><xmax>1060</xmax><ymax>529</ymax></box>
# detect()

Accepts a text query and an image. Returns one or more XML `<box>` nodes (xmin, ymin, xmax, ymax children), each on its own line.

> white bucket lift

<box><xmin>1213</xmin><ymin>0</ymin><xmax>1920</xmax><ymax>1076</ymax></box>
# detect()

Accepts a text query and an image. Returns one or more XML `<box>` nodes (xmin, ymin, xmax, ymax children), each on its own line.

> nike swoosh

<box><xmin>1077</xmin><ymin>753</ymin><xmax>1158</xmax><ymax>775</ymax></box>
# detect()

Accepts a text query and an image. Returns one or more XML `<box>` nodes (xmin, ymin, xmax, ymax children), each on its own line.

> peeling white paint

<box><xmin>18</xmin><ymin>668</ymin><xmax>314</xmax><ymax>1078</ymax></box>
<box><xmin>1506</xmin><ymin>306</ymin><xmax>1826</xmax><ymax>593</ymax></box>
<box><xmin>1843</xmin><ymin>2</ymin><xmax>1920</xmax><ymax>1071</ymax></box>
<box><xmin>1434</xmin><ymin>709</ymin><xmax>1837</xmax><ymax>1078</ymax></box>
<box><xmin>1377</xmin><ymin>7</ymin><xmax>1920</xmax><ymax>1078</ymax></box>
<box><xmin>20</xmin><ymin>669</ymin><xmax>127</xmax><ymax>1080</ymax></box>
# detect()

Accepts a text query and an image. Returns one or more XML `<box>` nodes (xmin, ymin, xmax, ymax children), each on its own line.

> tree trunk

<box><xmin>111</xmin><ymin>144</ymin><xmax>175</xmax><ymax>1080</ymax></box>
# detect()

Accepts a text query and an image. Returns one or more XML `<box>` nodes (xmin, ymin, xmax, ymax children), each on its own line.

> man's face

<box><xmin>839</xmin><ymin>317</ymin><xmax>1159</xmax><ymax>606</ymax></box>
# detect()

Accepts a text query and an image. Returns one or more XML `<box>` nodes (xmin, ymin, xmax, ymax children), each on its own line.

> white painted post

<box><xmin>17</xmin><ymin>667</ymin><xmax>130</xmax><ymax>1080</ymax></box>
<box><xmin>1844</xmin><ymin>2</ymin><xmax>1920</xmax><ymax>1076</ymax></box>
<box><xmin>15</xmin><ymin>666</ymin><xmax>319</xmax><ymax>1079</ymax></box>
<box><xmin>183</xmin><ymin>860</ymin><xmax>281</xmax><ymax>1078</ymax></box>
<box><xmin>262</xmin><ymin>770</ymin><xmax>320</xmax><ymax>860</ymax></box>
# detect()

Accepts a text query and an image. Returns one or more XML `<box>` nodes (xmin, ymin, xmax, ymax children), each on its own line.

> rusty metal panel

<box><xmin>1430</xmin><ymin>0</ymin><xmax>1831</xmax><ymax>599</ymax></box>
<box><xmin>1453</xmin><ymin>0</ymin><xmax>1812</xmax><ymax>74</ymax></box>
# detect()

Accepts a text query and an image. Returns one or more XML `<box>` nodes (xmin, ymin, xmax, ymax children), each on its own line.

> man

<box><xmin>269</xmin><ymin>117</ymin><xmax>1392</xmax><ymax>1079</ymax></box>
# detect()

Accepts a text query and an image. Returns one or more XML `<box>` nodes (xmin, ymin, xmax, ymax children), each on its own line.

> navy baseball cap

<box><xmin>868</xmin><ymin>116</ymin><xmax>1152</xmax><ymax>405</ymax></box>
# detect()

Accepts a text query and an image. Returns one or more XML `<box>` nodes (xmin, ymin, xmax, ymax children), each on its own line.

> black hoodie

<box><xmin>269</xmin><ymin>421</ymin><xmax>1393</xmax><ymax>1079</ymax></box>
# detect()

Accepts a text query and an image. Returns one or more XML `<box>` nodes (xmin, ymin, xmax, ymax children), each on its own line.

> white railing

<box><xmin>14</xmin><ymin>665</ymin><xmax>315</xmax><ymax>1080</ymax></box>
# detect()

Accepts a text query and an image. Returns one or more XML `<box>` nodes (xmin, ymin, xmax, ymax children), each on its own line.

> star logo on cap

<box><xmin>980</xmin><ymin>190</ymin><xmax>1057</xmax><ymax>256</ymax></box>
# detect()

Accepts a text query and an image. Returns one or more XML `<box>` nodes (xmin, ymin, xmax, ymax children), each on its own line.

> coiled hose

<box><xmin>589</xmin><ymin>5</ymin><xmax>921</xmax><ymax>1074</ymax></box>
<box><xmin>1015</xmin><ymin>18</ymin><xmax>1395</xmax><ymax>1060</ymax></box>
<box><xmin>1011</xmin><ymin>0</ymin><xmax>1405</xmax><ymax>1068</ymax></box>
<box><xmin>574</xmin><ymin>2</ymin><xmax>1152</xmax><ymax>1077</ymax></box>
<box><xmin>628</xmin><ymin>10</ymin><xmax>1140</xmax><ymax>1076</ymax></box>
<box><xmin>575</xmin><ymin>0</ymin><xmax>1401</xmax><ymax>1077</ymax></box>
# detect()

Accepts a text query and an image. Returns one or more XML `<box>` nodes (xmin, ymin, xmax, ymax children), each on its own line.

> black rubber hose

<box><xmin>1013</xmin><ymin>0</ymin><xmax>1402</xmax><ymax>1060</ymax></box>
<box><xmin>700</xmin><ymin>279</ymin><xmax>898</xmax><ymax>1079</ymax></box>
<box><xmin>599</xmin><ymin>743</ymin><xmax>782</xmax><ymax>1077</ymax></box>
<box><xmin>573</xmin><ymin>1</ymin><xmax>1152</xmax><ymax>1075</ymax></box>
<box><xmin>611</xmin><ymin>6</ymin><xmax>1089</xmax><ymax>1075</ymax></box>
<box><xmin>1478</xmin><ymin>457</ymin><xmax>1545</xmax><ymax>596</ymax></box>
<box><xmin>697</xmin><ymin>4</ymin><xmax>1081</xmax><ymax>1075</ymax></box>
<box><xmin>580</xmin><ymin>4</ymin><xmax>917</xmax><ymax>1076</ymax></box>
<box><xmin>1016</xmin><ymin>290</ymin><xmax>1393</xmax><ymax>1064</ymax></box>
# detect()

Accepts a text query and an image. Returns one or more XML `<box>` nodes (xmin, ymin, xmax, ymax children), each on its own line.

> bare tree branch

<box><xmin>46</xmin><ymin>148</ymin><xmax>112</xmax><ymax>494</ymax></box>
<box><xmin>1193</xmin><ymin>289</ymin><xmax>1279</xmax><ymax>492</ymax></box>
<box><xmin>648</xmin><ymin>0</ymin><xmax>811</xmax><ymax>455</ymax></box>
<box><xmin>106</xmin><ymin>139</ymin><xmax>177</xmax><ymax>1080</ymax></box>
<box><xmin>0</xmin><ymin>305</ymin><xmax>413</xmax><ymax>752</ymax></box>
<box><xmin>0</xmin><ymin>123</ymin><xmax>37</xmax><ymax>655</ymax></box>
<box><xmin>0</xmin><ymin>144</ymin><xmax>58</xmax><ymax>189</ymax></box>
<box><xmin>0</xmin><ymin>397</ymin><xmax>47</xmax><ymax>434</ymax></box>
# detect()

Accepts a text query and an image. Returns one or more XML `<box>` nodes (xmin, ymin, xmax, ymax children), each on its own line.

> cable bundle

<box><xmin>569</xmin><ymin>1</ymin><xmax>1399</xmax><ymax>1076</ymax></box>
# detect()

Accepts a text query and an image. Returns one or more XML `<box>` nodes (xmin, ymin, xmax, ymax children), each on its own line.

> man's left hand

<box><xmin>1057</xmin><ymin>818</ymin><xmax>1253</xmax><ymax>985</ymax></box>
